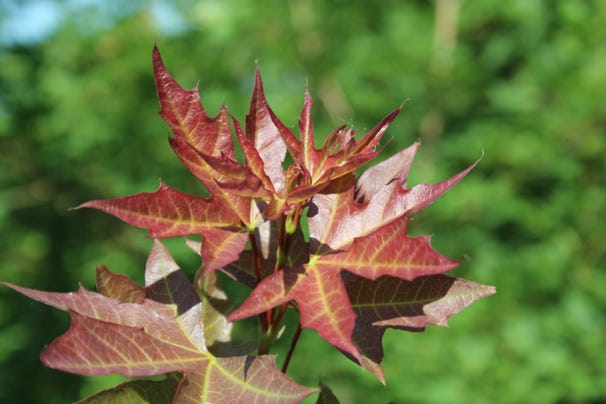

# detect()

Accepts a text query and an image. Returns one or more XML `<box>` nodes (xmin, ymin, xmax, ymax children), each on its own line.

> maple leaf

<box><xmin>343</xmin><ymin>271</ymin><xmax>496</xmax><ymax>382</ymax></box>
<box><xmin>2</xmin><ymin>240</ymin><xmax>316</xmax><ymax>403</ymax></box>
<box><xmin>76</xmin><ymin>375</ymin><xmax>181</xmax><ymax>404</ymax></box>
<box><xmin>229</xmin><ymin>140</ymin><xmax>483</xmax><ymax>362</ymax></box>
<box><xmin>76</xmin><ymin>46</ymin><xmax>267</xmax><ymax>274</ymax></box>
<box><xmin>277</xmin><ymin>88</ymin><xmax>403</xmax><ymax>190</ymax></box>
<box><xmin>76</xmin><ymin>46</ymin><xmax>324</xmax><ymax>270</ymax></box>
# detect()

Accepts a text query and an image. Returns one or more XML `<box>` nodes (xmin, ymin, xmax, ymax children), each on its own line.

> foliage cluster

<box><xmin>3</xmin><ymin>44</ymin><xmax>494</xmax><ymax>402</ymax></box>
<box><xmin>1</xmin><ymin>1</ymin><xmax>605</xmax><ymax>403</ymax></box>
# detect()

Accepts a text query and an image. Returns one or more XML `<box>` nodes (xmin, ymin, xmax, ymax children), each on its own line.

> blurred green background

<box><xmin>1</xmin><ymin>1</ymin><xmax>605</xmax><ymax>403</ymax></box>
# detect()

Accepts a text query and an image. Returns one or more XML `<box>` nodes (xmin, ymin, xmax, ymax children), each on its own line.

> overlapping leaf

<box><xmin>2</xmin><ymin>240</ymin><xmax>315</xmax><ymax>403</ymax></box>
<box><xmin>78</xmin><ymin>182</ymin><xmax>241</xmax><ymax>238</ymax></box>
<box><xmin>229</xmin><ymin>143</ymin><xmax>482</xmax><ymax>362</ymax></box>
<box><xmin>276</xmin><ymin>88</ymin><xmax>403</xmax><ymax>189</ymax></box>
<box><xmin>77</xmin><ymin>46</ymin><xmax>263</xmax><ymax>274</ymax></box>
<box><xmin>343</xmin><ymin>271</ymin><xmax>496</xmax><ymax>382</ymax></box>
<box><xmin>76</xmin><ymin>374</ymin><xmax>181</xmax><ymax>404</ymax></box>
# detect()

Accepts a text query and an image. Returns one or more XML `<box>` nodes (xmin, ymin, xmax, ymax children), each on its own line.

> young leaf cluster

<box><xmin>2</xmin><ymin>46</ymin><xmax>495</xmax><ymax>403</ymax></box>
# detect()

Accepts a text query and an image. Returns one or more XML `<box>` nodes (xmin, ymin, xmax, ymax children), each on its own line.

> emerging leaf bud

<box><xmin>285</xmin><ymin>161</ymin><xmax>312</xmax><ymax>193</ymax></box>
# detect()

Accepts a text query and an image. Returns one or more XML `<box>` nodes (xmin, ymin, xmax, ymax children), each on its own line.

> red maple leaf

<box><xmin>3</xmin><ymin>240</ymin><xmax>316</xmax><ymax>403</ymax></box>
<box><xmin>343</xmin><ymin>271</ymin><xmax>496</xmax><ymax>381</ymax></box>
<box><xmin>228</xmin><ymin>140</ymin><xmax>482</xmax><ymax>362</ymax></box>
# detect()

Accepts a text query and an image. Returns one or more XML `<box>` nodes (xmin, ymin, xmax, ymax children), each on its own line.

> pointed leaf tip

<box><xmin>75</xmin><ymin>182</ymin><xmax>242</xmax><ymax>238</ymax></box>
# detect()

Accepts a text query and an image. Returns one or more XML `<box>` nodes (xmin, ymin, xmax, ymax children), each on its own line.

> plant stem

<box><xmin>258</xmin><ymin>325</ymin><xmax>274</xmax><ymax>355</ymax></box>
<box><xmin>281</xmin><ymin>323</ymin><xmax>302</xmax><ymax>373</ymax></box>
<box><xmin>249</xmin><ymin>233</ymin><xmax>264</xmax><ymax>283</ymax></box>
<box><xmin>272</xmin><ymin>302</ymin><xmax>289</xmax><ymax>330</ymax></box>
<box><xmin>274</xmin><ymin>214</ymin><xmax>288</xmax><ymax>273</ymax></box>
<box><xmin>249</xmin><ymin>232</ymin><xmax>273</xmax><ymax>332</ymax></box>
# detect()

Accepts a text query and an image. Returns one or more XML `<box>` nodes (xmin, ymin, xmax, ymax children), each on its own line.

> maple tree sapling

<box><xmin>2</xmin><ymin>45</ymin><xmax>495</xmax><ymax>403</ymax></box>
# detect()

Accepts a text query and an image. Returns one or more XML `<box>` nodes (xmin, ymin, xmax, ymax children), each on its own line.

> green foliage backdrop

<box><xmin>1</xmin><ymin>1</ymin><xmax>604</xmax><ymax>403</ymax></box>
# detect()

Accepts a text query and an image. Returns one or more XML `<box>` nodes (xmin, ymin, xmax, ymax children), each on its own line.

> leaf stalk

<box><xmin>281</xmin><ymin>323</ymin><xmax>303</xmax><ymax>373</ymax></box>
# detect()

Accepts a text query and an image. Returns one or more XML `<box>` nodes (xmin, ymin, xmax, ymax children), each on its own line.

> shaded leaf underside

<box><xmin>344</xmin><ymin>271</ymin><xmax>496</xmax><ymax>381</ymax></box>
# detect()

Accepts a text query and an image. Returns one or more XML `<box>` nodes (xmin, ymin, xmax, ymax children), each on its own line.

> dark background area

<box><xmin>1</xmin><ymin>1</ymin><xmax>605</xmax><ymax>403</ymax></box>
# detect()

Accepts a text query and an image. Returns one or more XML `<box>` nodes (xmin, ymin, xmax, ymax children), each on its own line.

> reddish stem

<box><xmin>281</xmin><ymin>323</ymin><xmax>303</xmax><ymax>373</ymax></box>
<box><xmin>249</xmin><ymin>233</ymin><xmax>264</xmax><ymax>282</ymax></box>
<box><xmin>272</xmin><ymin>302</ymin><xmax>289</xmax><ymax>331</ymax></box>
<box><xmin>249</xmin><ymin>233</ymin><xmax>272</xmax><ymax>331</ymax></box>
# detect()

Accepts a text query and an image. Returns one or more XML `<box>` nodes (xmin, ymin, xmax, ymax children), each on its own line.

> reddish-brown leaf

<box><xmin>76</xmin><ymin>375</ymin><xmax>181</xmax><ymax>403</ymax></box>
<box><xmin>229</xmin><ymin>263</ymin><xmax>361</xmax><ymax>360</ymax></box>
<box><xmin>281</xmin><ymin>94</ymin><xmax>403</xmax><ymax>188</ymax></box>
<box><xmin>153</xmin><ymin>45</ymin><xmax>236</xmax><ymax>161</ymax></box>
<box><xmin>354</xmin><ymin>142</ymin><xmax>419</xmax><ymax>203</ymax></box>
<box><xmin>198</xmin><ymin>228</ymin><xmax>249</xmax><ymax>274</ymax></box>
<box><xmin>315</xmin><ymin>215</ymin><xmax>460</xmax><ymax>281</ymax></box>
<box><xmin>298</xmin><ymin>89</ymin><xmax>320</xmax><ymax>178</ymax></box>
<box><xmin>245</xmin><ymin>70</ymin><xmax>288</xmax><ymax>193</ymax></box>
<box><xmin>344</xmin><ymin>272</ymin><xmax>496</xmax><ymax>381</ymax></box>
<box><xmin>2</xmin><ymin>240</ymin><xmax>316</xmax><ymax>403</ymax></box>
<box><xmin>232</xmin><ymin>117</ymin><xmax>278</xmax><ymax>195</ymax></box>
<box><xmin>168</xmin><ymin>135</ymin><xmax>260</xmax><ymax>226</ymax></box>
<box><xmin>228</xmin><ymin>266</ymin><xmax>302</xmax><ymax>322</ymax></box>
<box><xmin>321</xmin><ymin>105</ymin><xmax>403</xmax><ymax>182</ymax></box>
<box><xmin>291</xmin><ymin>267</ymin><xmax>360</xmax><ymax>360</ymax></box>
<box><xmin>77</xmin><ymin>182</ymin><xmax>240</xmax><ymax>238</ymax></box>
<box><xmin>95</xmin><ymin>264</ymin><xmax>145</xmax><ymax>303</ymax></box>
<box><xmin>231</xmin><ymin>146</ymin><xmax>480</xmax><ymax>362</ymax></box>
